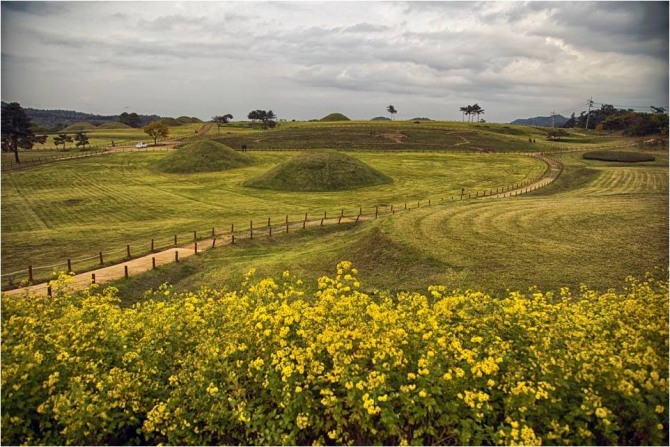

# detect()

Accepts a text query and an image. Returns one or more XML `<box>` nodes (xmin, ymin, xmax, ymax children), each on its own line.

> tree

<box><xmin>119</xmin><ymin>112</ymin><xmax>142</xmax><ymax>128</ymax></box>
<box><xmin>471</xmin><ymin>104</ymin><xmax>484</xmax><ymax>122</ymax></box>
<box><xmin>213</xmin><ymin>114</ymin><xmax>233</xmax><ymax>133</ymax></box>
<box><xmin>74</xmin><ymin>132</ymin><xmax>89</xmax><ymax>149</ymax></box>
<box><xmin>143</xmin><ymin>121</ymin><xmax>169</xmax><ymax>145</ymax></box>
<box><xmin>247</xmin><ymin>110</ymin><xmax>277</xmax><ymax>129</ymax></box>
<box><xmin>547</xmin><ymin>129</ymin><xmax>569</xmax><ymax>141</ymax></box>
<box><xmin>459</xmin><ymin>106</ymin><xmax>468</xmax><ymax>121</ymax></box>
<box><xmin>387</xmin><ymin>105</ymin><xmax>397</xmax><ymax>120</ymax></box>
<box><xmin>53</xmin><ymin>133</ymin><xmax>73</xmax><ymax>150</ymax></box>
<box><xmin>1</xmin><ymin>102</ymin><xmax>38</xmax><ymax>163</ymax></box>
<box><xmin>651</xmin><ymin>106</ymin><xmax>666</xmax><ymax>114</ymax></box>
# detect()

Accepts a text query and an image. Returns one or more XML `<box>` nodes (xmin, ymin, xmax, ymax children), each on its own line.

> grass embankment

<box><xmin>1</xmin><ymin>150</ymin><xmax>545</xmax><ymax>288</ymax></box>
<box><xmin>214</xmin><ymin>120</ymin><xmax>641</xmax><ymax>153</ymax></box>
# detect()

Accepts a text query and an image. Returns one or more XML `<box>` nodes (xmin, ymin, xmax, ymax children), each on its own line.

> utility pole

<box><xmin>551</xmin><ymin>110</ymin><xmax>556</xmax><ymax>128</ymax></box>
<box><xmin>585</xmin><ymin>97</ymin><xmax>593</xmax><ymax>130</ymax></box>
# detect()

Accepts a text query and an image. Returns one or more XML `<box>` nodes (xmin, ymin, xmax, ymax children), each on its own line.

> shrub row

<box><xmin>583</xmin><ymin>151</ymin><xmax>656</xmax><ymax>163</ymax></box>
<box><xmin>2</xmin><ymin>263</ymin><xmax>668</xmax><ymax>445</ymax></box>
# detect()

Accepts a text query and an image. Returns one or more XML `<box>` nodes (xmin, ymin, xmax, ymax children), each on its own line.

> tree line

<box><xmin>562</xmin><ymin>104</ymin><xmax>668</xmax><ymax>136</ymax></box>
<box><xmin>459</xmin><ymin>104</ymin><xmax>485</xmax><ymax>122</ymax></box>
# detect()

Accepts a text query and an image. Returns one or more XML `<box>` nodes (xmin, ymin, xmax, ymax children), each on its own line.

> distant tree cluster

<box><xmin>212</xmin><ymin>114</ymin><xmax>233</xmax><ymax>133</ymax></box>
<box><xmin>248</xmin><ymin>110</ymin><xmax>277</xmax><ymax>129</ymax></box>
<box><xmin>562</xmin><ymin>104</ymin><xmax>668</xmax><ymax>136</ymax></box>
<box><xmin>459</xmin><ymin>104</ymin><xmax>485</xmax><ymax>122</ymax></box>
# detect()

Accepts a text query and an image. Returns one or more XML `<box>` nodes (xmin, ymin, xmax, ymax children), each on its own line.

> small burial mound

<box><xmin>97</xmin><ymin>121</ymin><xmax>132</xmax><ymax>129</ymax></box>
<box><xmin>245</xmin><ymin>150</ymin><xmax>392</xmax><ymax>192</ymax></box>
<box><xmin>583</xmin><ymin>151</ymin><xmax>656</xmax><ymax>163</ymax></box>
<box><xmin>155</xmin><ymin>139</ymin><xmax>254</xmax><ymax>174</ymax></box>
<box><xmin>320</xmin><ymin>113</ymin><xmax>351</xmax><ymax>122</ymax></box>
<box><xmin>62</xmin><ymin>121</ymin><xmax>97</xmax><ymax>132</ymax></box>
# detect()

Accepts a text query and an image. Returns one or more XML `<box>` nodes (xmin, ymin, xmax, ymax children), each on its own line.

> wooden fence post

<box><xmin>151</xmin><ymin>239</ymin><xmax>155</xmax><ymax>251</ymax></box>
<box><xmin>175</xmin><ymin>251</ymin><xmax>179</xmax><ymax>263</ymax></box>
<box><xmin>152</xmin><ymin>257</ymin><xmax>156</xmax><ymax>269</ymax></box>
<box><xmin>127</xmin><ymin>245</ymin><xmax>131</xmax><ymax>258</ymax></box>
<box><xmin>375</xmin><ymin>206</ymin><xmax>378</xmax><ymax>218</ymax></box>
<box><xmin>125</xmin><ymin>265</ymin><xmax>129</xmax><ymax>278</ymax></box>
<box><xmin>193</xmin><ymin>231</ymin><xmax>197</xmax><ymax>242</ymax></box>
<box><xmin>174</xmin><ymin>235</ymin><xmax>178</xmax><ymax>246</ymax></box>
<box><xmin>99</xmin><ymin>251</ymin><xmax>104</xmax><ymax>265</ymax></box>
<box><xmin>250</xmin><ymin>221</ymin><xmax>253</xmax><ymax>239</ymax></box>
<box><xmin>195</xmin><ymin>241</ymin><xmax>198</xmax><ymax>254</ymax></box>
<box><xmin>268</xmin><ymin>217</ymin><xmax>272</xmax><ymax>237</ymax></box>
<box><xmin>67</xmin><ymin>259</ymin><xmax>72</xmax><ymax>272</ymax></box>
<box><xmin>91</xmin><ymin>273</ymin><xmax>96</xmax><ymax>284</ymax></box>
<box><xmin>47</xmin><ymin>285</ymin><xmax>52</xmax><ymax>297</ymax></box>
<box><xmin>28</xmin><ymin>265</ymin><xmax>33</xmax><ymax>282</ymax></box>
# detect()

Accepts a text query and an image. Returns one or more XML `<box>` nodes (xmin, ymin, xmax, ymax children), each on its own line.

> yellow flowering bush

<box><xmin>2</xmin><ymin>264</ymin><xmax>668</xmax><ymax>445</ymax></box>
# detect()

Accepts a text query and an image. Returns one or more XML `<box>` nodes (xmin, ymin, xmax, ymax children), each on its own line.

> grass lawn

<box><xmin>1</xmin><ymin>149</ymin><xmax>546</xmax><ymax>287</ymax></box>
<box><xmin>106</xmin><ymin>149</ymin><xmax>668</xmax><ymax>303</ymax></box>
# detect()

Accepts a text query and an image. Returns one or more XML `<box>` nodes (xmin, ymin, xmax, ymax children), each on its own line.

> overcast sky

<box><xmin>1</xmin><ymin>1</ymin><xmax>668</xmax><ymax>122</ymax></box>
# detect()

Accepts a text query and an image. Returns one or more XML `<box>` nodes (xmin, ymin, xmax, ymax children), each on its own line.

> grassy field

<box><xmin>2</xmin><ymin>120</ymin><xmax>666</xmax><ymax>293</ymax></box>
<box><xmin>1</xmin><ymin>147</ymin><xmax>546</xmax><ymax>287</ymax></box>
<box><xmin>106</xmin><ymin>147</ymin><xmax>668</xmax><ymax>303</ymax></box>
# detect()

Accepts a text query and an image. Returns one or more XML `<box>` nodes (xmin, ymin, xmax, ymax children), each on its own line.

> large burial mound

<box><xmin>246</xmin><ymin>150</ymin><xmax>392</xmax><ymax>192</ymax></box>
<box><xmin>320</xmin><ymin>113</ymin><xmax>351</xmax><ymax>122</ymax></box>
<box><xmin>155</xmin><ymin>140</ymin><xmax>254</xmax><ymax>174</ymax></box>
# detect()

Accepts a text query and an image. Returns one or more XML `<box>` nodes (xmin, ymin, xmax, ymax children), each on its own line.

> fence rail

<box><xmin>1</xmin><ymin>153</ymin><xmax>559</xmax><ymax>292</ymax></box>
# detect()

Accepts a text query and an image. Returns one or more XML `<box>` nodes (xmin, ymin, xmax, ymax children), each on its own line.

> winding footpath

<box><xmin>2</xmin><ymin>150</ymin><xmax>562</xmax><ymax>297</ymax></box>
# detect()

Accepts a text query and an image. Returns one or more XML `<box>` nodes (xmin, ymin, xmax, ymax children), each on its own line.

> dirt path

<box><xmin>3</xmin><ymin>151</ymin><xmax>562</xmax><ymax>297</ymax></box>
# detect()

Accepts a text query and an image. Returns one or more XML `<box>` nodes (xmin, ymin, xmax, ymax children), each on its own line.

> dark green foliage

<box><xmin>245</xmin><ymin>150</ymin><xmax>392</xmax><ymax>191</ymax></box>
<box><xmin>319</xmin><ymin>113</ymin><xmax>351</xmax><ymax>121</ymax></box>
<box><xmin>583</xmin><ymin>151</ymin><xmax>656</xmax><ymax>163</ymax></box>
<box><xmin>118</xmin><ymin>112</ymin><xmax>142</xmax><ymax>128</ymax></box>
<box><xmin>155</xmin><ymin>139</ymin><xmax>254</xmax><ymax>173</ymax></box>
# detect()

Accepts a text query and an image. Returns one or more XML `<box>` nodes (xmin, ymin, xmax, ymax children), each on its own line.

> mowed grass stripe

<box><xmin>388</xmin><ymin>194</ymin><xmax>667</xmax><ymax>292</ymax></box>
<box><xmin>581</xmin><ymin>168</ymin><xmax>668</xmax><ymax>196</ymax></box>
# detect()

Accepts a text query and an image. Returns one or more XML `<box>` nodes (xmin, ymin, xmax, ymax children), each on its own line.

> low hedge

<box><xmin>583</xmin><ymin>151</ymin><xmax>656</xmax><ymax>163</ymax></box>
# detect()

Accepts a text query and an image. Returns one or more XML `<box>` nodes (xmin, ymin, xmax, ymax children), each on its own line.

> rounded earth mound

<box><xmin>155</xmin><ymin>140</ymin><xmax>254</xmax><ymax>173</ymax></box>
<box><xmin>320</xmin><ymin>113</ymin><xmax>351</xmax><ymax>122</ymax></box>
<box><xmin>245</xmin><ymin>150</ymin><xmax>393</xmax><ymax>192</ymax></box>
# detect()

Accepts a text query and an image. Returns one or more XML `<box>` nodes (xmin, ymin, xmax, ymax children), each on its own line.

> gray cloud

<box><xmin>1</xmin><ymin>1</ymin><xmax>667</xmax><ymax>121</ymax></box>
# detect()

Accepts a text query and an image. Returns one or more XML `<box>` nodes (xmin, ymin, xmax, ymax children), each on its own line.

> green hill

<box><xmin>155</xmin><ymin>140</ymin><xmax>254</xmax><ymax>174</ymax></box>
<box><xmin>61</xmin><ymin>121</ymin><xmax>97</xmax><ymax>132</ymax></box>
<box><xmin>245</xmin><ymin>150</ymin><xmax>392</xmax><ymax>192</ymax></box>
<box><xmin>97</xmin><ymin>121</ymin><xmax>132</xmax><ymax>129</ymax></box>
<box><xmin>320</xmin><ymin>113</ymin><xmax>351</xmax><ymax>122</ymax></box>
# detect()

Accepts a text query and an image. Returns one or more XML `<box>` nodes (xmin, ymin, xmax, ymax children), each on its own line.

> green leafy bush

<box><xmin>2</xmin><ymin>264</ymin><xmax>668</xmax><ymax>445</ymax></box>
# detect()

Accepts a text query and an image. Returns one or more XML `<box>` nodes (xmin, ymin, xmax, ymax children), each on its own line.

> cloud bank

<box><xmin>2</xmin><ymin>1</ymin><xmax>668</xmax><ymax>122</ymax></box>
